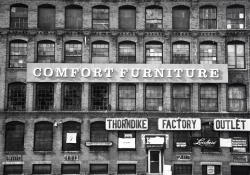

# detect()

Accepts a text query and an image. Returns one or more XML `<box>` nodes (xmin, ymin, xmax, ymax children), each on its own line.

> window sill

<box><xmin>4</xmin><ymin>151</ymin><xmax>25</xmax><ymax>154</ymax></box>
<box><xmin>62</xmin><ymin>151</ymin><xmax>81</xmax><ymax>153</ymax></box>
<box><xmin>201</xmin><ymin>152</ymin><xmax>222</xmax><ymax>154</ymax></box>
<box><xmin>33</xmin><ymin>151</ymin><xmax>54</xmax><ymax>154</ymax></box>
<box><xmin>85</xmin><ymin>141</ymin><xmax>113</xmax><ymax>147</ymax></box>
<box><xmin>231</xmin><ymin>152</ymin><xmax>250</xmax><ymax>155</ymax></box>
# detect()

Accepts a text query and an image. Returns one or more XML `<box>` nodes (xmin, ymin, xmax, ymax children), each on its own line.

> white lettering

<box><xmin>131</xmin><ymin>68</ymin><xmax>140</xmax><ymax>78</ymax></box>
<box><xmin>143</xmin><ymin>69</ymin><xmax>153</xmax><ymax>78</ymax></box>
<box><xmin>81</xmin><ymin>68</ymin><xmax>91</xmax><ymax>77</ymax></box>
<box><xmin>93</xmin><ymin>68</ymin><xmax>102</xmax><ymax>77</ymax></box>
<box><xmin>154</xmin><ymin>69</ymin><xmax>164</xmax><ymax>78</ymax></box>
<box><xmin>198</xmin><ymin>69</ymin><xmax>207</xmax><ymax>78</ymax></box>
<box><xmin>104</xmin><ymin>68</ymin><xmax>114</xmax><ymax>78</ymax></box>
<box><xmin>70</xmin><ymin>68</ymin><xmax>79</xmax><ymax>77</ymax></box>
<box><xmin>55</xmin><ymin>68</ymin><xmax>67</xmax><ymax>77</ymax></box>
<box><xmin>44</xmin><ymin>68</ymin><xmax>53</xmax><ymax>77</ymax></box>
<box><xmin>210</xmin><ymin>69</ymin><xmax>219</xmax><ymax>78</ymax></box>
<box><xmin>174</xmin><ymin>69</ymin><xmax>183</xmax><ymax>77</ymax></box>
<box><xmin>186</xmin><ymin>69</ymin><xmax>195</xmax><ymax>77</ymax></box>
<box><xmin>166</xmin><ymin>69</ymin><xmax>172</xmax><ymax>77</ymax></box>
<box><xmin>33</xmin><ymin>68</ymin><xmax>41</xmax><ymax>77</ymax></box>
<box><xmin>120</xmin><ymin>68</ymin><xmax>128</xmax><ymax>78</ymax></box>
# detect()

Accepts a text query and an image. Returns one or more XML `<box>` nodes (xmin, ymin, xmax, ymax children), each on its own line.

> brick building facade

<box><xmin>0</xmin><ymin>0</ymin><xmax>249</xmax><ymax>174</ymax></box>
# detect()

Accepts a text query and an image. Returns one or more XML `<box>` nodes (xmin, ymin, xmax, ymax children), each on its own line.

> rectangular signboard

<box><xmin>27</xmin><ymin>63</ymin><xmax>228</xmax><ymax>83</ymax></box>
<box><xmin>106</xmin><ymin>118</ymin><xmax>148</xmax><ymax>130</ymax></box>
<box><xmin>214</xmin><ymin>119</ymin><xmax>250</xmax><ymax>131</ymax></box>
<box><xmin>158</xmin><ymin>118</ymin><xmax>201</xmax><ymax>130</ymax></box>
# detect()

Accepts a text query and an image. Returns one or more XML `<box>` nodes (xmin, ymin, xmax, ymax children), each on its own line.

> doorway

<box><xmin>148</xmin><ymin>150</ymin><xmax>162</xmax><ymax>173</ymax></box>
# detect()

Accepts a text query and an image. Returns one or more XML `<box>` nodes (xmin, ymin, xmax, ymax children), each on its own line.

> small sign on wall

<box><xmin>66</xmin><ymin>133</ymin><xmax>77</xmax><ymax>143</ymax></box>
<box><xmin>207</xmin><ymin>165</ymin><xmax>215</xmax><ymax>175</ymax></box>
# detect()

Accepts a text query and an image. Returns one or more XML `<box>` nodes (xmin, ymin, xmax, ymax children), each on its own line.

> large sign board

<box><xmin>158</xmin><ymin>118</ymin><xmax>201</xmax><ymax>130</ymax></box>
<box><xmin>214</xmin><ymin>119</ymin><xmax>250</xmax><ymax>131</ymax></box>
<box><xmin>27</xmin><ymin>63</ymin><xmax>228</xmax><ymax>83</ymax></box>
<box><xmin>106</xmin><ymin>118</ymin><xmax>148</xmax><ymax>130</ymax></box>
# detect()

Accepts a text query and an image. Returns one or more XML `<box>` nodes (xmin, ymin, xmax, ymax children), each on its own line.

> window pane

<box><xmin>228</xmin><ymin>85</ymin><xmax>246</xmax><ymax>111</ymax></box>
<box><xmin>172</xmin><ymin>84</ymin><xmax>191</xmax><ymax>112</ymax></box>
<box><xmin>90</xmin><ymin>122</ymin><xmax>108</xmax><ymax>142</ymax></box>
<box><xmin>118</xmin><ymin>164</ymin><xmax>136</xmax><ymax>174</ymax></box>
<box><xmin>173</xmin><ymin>7</ymin><xmax>190</xmax><ymax>29</ymax></box>
<box><xmin>119</xmin><ymin>8</ymin><xmax>136</xmax><ymax>30</ymax></box>
<box><xmin>119</xmin><ymin>84</ymin><xmax>136</xmax><ymax>111</ymax></box>
<box><xmin>173</xmin><ymin>132</ymin><xmax>192</xmax><ymax>152</ymax></box>
<box><xmin>201</xmin><ymin>123</ymin><xmax>220</xmax><ymax>152</ymax></box>
<box><xmin>37</xmin><ymin>42</ymin><xmax>55</xmax><ymax>63</ymax></box>
<box><xmin>4</xmin><ymin>165</ymin><xmax>23</xmax><ymax>174</ymax></box>
<box><xmin>90</xmin><ymin>164</ymin><xmax>108</xmax><ymax>174</ymax></box>
<box><xmin>174</xmin><ymin>164</ymin><xmax>192</xmax><ymax>175</ymax></box>
<box><xmin>118</xmin><ymin>42</ymin><xmax>136</xmax><ymax>63</ymax></box>
<box><xmin>33</xmin><ymin>164</ymin><xmax>51</xmax><ymax>174</ymax></box>
<box><xmin>63</xmin><ymin>83</ymin><xmax>81</xmax><ymax>110</ymax></box>
<box><xmin>93</xmin><ymin>7</ymin><xmax>109</xmax><ymax>30</ymax></box>
<box><xmin>8</xmin><ymin>83</ymin><xmax>26</xmax><ymax>111</ymax></box>
<box><xmin>62</xmin><ymin>122</ymin><xmax>81</xmax><ymax>151</ymax></box>
<box><xmin>92</xmin><ymin>43</ymin><xmax>109</xmax><ymax>63</ymax></box>
<box><xmin>200</xmin><ymin>43</ymin><xmax>217</xmax><ymax>64</ymax></box>
<box><xmin>230</xmin><ymin>132</ymin><xmax>249</xmax><ymax>153</ymax></box>
<box><xmin>199</xmin><ymin>7</ymin><xmax>217</xmax><ymax>29</ymax></box>
<box><xmin>91</xmin><ymin>84</ymin><xmax>109</xmax><ymax>110</ymax></box>
<box><xmin>173</xmin><ymin>43</ymin><xmax>190</xmax><ymax>64</ymax></box>
<box><xmin>61</xmin><ymin>164</ymin><xmax>80</xmax><ymax>174</ymax></box>
<box><xmin>10</xmin><ymin>41</ymin><xmax>27</xmax><ymax>68</ymax></box>
<box><xmin>146</xmin><ymin>43</ymin><xmax>162</xmax><ymax>64</ymax></box>
<box><xmin>200</xmin><ymin>85</ymin><xmax>218</xmax><ymax>111</ymax></box>
<box><xmin>5</xmin><ymin>122</ymin><xmax>24</xmax><ymax>151</ymax></box>
<box><xmin>34</xmin><ymin>122</ymin><xmax>53</xmax><ymax>151</ymax></box>
<box><xmin>38</xmin><ymin>6</ymin><xmax>55</xmax><ymax>30</ymax></box>
<box><xmin>227</xmin><ymin>43</ymin><xmax>245</xmax><ymax>69</ymax></box>
<box><xmin>145</xmin><ymin>85</ymin><xmax>163</xmax><ymax>111</ymax></box>
<box><xmin>227</xmin><ymin>6</ymin><xmax>245</xmax><ymax>29</ymax></box>
<box><xmin>64</xmin><ymin>42</ymin><xmax>82</xmax><ymax>63</ymax></box>
<box><xmin>65</xmin><ymin>7</ymin><xmax>82</xmax><ymax>29</ymax></box>
<box><xmin>10</xmin><ymin>5</ymin><xmax>28</xmax><ymax>29</ymax></box>
<box><xmin>146</xmin><ymin>8</ymin><xmax>163</xmax><ymax>29</ymax></box>
<box><xmin>35</xmin><ymin>83</ymin><xmax>54</xmax><ymax>110</ymax></box>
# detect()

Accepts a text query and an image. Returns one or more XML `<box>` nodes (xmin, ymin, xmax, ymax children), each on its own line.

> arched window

<box><xmin>7</xmin><ymin>82</ymin><xmax>26</xmax><ymax>111</ymax></box>
<box><xmin>35</xmin><ymin>83</ymin><xmax>54</xmax><ymax>111</ymax></box>
<box><xmin>34</xmin><ymin>121</ymin><xmax>53</xmax><ymax>151</ymax></box>
<box><xmin>227</xmin><ymin>5</ymin><xmax>245</xmax><ymax>29</ymax></box>
<box><xmin>119</xmin><ymin>6</ymin><xmax>136</xmax><ymax>30</ymax></box>
<box><xmin>228</xmin><ymin>84</ymin><xmax>246</xmax><ymax>112</ymax></box>
<box><xmin>227</xmin><ymin>41</ymin><xmax>245</xmax><ymax>69</ymax></box>
<box><xmin>10</xmin><ymin>4</ymin><xmax>28</xmax><ymax>29</ymax></box>
<box><xmin>145</xmin><ymin>41</ymin><xmax>163</xmax><ymax>64</ymax></box>
<box><xmin>62</xmin><ymin>83</ymin><xmax>82</xmax><ymax>111</ymax></box>
<box><xmin>118</xmin><ymin>84</ymin><xmax>136</xmax><ymax>111</ymax></box>
<box><xmin>145</xmin><ymin>6</ymin><xmax>163</xmax><ymax>30</ymax></box>
<box><xmin>38</xmin><ymin>4</ymin><xmax>55</xmax><ymax>30</ymax></box>
<box><xmin>9</xmin><ymin>40</ymin><xmax>27</xmax><ymax>68</ymax></box>
<box><xmin>92</xmin><ymin>41</ymin><xmax>109</xmax><ymax>63</ymax></box>
<box><xmin>92</xmin><ymin>5</ymin><xmax>109</xmax><ymax>30</ymax></box>
<box><xmin>172</xmin><ymin>41</ymin><xmax>190</xmax><ymax>64</ymax></box>
<box><xmin>64</xmin><ymin>41</ymin><xmax>82</xmax><ymax>63</ymax></box>
<box><xmin>200</xmin><ymin>41</ymin><xmax>217</xmax><ymax>64</ymax></box>
<box><xmin>172</xmin><ymin>6</ymin><xmax>190</xmax><ymax>30</ymax></box>
<box><xmin>199</xmin><ymin>5</ymin><xmax>217</xmax><ymax>29</ymax></box>
<box><xmin>200</xmin><ymin>84</ymin><xmax>218</xmax><ymax>112</ymax></box>
<box><xmin>37</xmin><ymin>40</ymin><xmax>55</xmax><ymax>63</ymax></box>
<box><xmin>5</xmin><ymin>121</ymin><xmax>24</xmax><ymax>151</ymax></box>
<box><xmin>65</xmin><ymin>5</ymin><xmax>82</xmax><ymax>29</ymax></box>
<box><xmin>62</xmin><ymin>121</ymin><xmax>81</xmax><ymax>151</ymax></box>
<box><xmin>118</xmin><ymin>41</ymin><xmax>136</xmax><ymax>63</ymax></box>
<box><xmin>172</xmin><ymin>84</ymin><xmax>191</xmax><ymax>112</ymax></box>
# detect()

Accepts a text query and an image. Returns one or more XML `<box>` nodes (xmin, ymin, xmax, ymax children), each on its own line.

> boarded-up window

<box><xmin>5</xmin><ymin>121</ymin><xmax>24</xmax><ymax>151</ymax></box>
<box><xmin>200</xmin><ymin>84</ymin><xmax>218</xmax><ymax>112</ymax></box>
<box><xmin>64</xmin><ymin>41</ymin><xmax>82</xmax><ymax>63</ymax></box>
<box><xmin>33</xmin><ymin>164</ymin><xmax>51</xmax><ymax>174</ymax></box>
<box><xmin>146</xmin><ymin>6</ymin><xmax>163</xmax><ymax>29</ymax></box>
<box><xmin>34</xmin><ymin>122</ymin><xmax>53</xmax><ymax>151</ymax></box>
<box><xmin>38</xmin><ymin>5</ymin><xmax>55</xmax><ymax>30</ymax></box>
<box><xmin>146</xmin><ymin>41</ymin><xmax>162</xmax><ymax>64</ymax></box>
<box><xmin>62</xmin><ymin>121</ymin><xmax>81</xmax><ymax>151</ymax></box>
<box><xmin>172</xmin><ymin>6</ymin><xmax>190</xmax><ymax>30</ymax></box>
<box><xmin>227</xmin><ymin>5</ymin><xmax>245</xmax><ymax>29</ymax></box>
<box><xmin>172</xmin><ymin>41</ymin><xmax>190</xmax><ymax>64</ymax></box>
<box><xmin>92</xmin><ymin>6</ymin><xmax>109</xmax><ymax>30</ymax></box>
<box><xmin>227</xmin><ymin>41</ymin><xmax>245</xmax><ymax>69</ymax></box>
<box><xmin>172</xmin><ymin>84</ymin><xmax>191</xmax><ymax>112</ymax></box>
<box><xmin>61</xmin><ymin>164</ymin><xmax>80</xmax><ymax>174</ymax></box>
<box><xmin>118</xmin><ymin>84</ymin><xmax>136</xmax><ymax>111</ymax></box>
<box><xmin>92</xmin><ymin>41</ymin><xmax>109</xmax><ymax>63</ymax></box>
<box><xmin>62</xmin><ymin>83</ymin><xmax>81</xmax><ymax>111</ymax></box>
<box><xmin>200</xmin><ymin>41</ymin><xmax>217</xmax><ymax>64</ymax></box>
<box><xmin>228</xmin><ymin>84</ymin><xmax>246</xmax><ymax>112</ymax></box>
<box><xmin>118</xmin><ymin>164</ymin><xmax>136</xmax><ymax>174</ymax></box>
<box><xmin>37</xmin><ymin>40</ymin><xmax>55</xmax><ymax>63</ymax></box>
<box><xmin>65</xmin><ymin>5</ymin><xmax>82</xmax><ymax>29</ymax></box>
<box><xmin>7</xmin><ymin>82</ymin><xmax>26</xmax><ymax>111</ymax></box>
<box><xmin>10</xmin><ymin>4</ymin><xmax>28</xmax><ymax>29</ymax></box>
<box><xmin>145</xmin><ymin>84</ymin><xmax>163</xmax><ymax>111</ymax></box>
<box><xmin>35</xmin><ymin>83</ymin><xmax>54</xmax><ymax>111</ymax></box>
<box><xmin>200</xmin><ymin>6</ymin><xmax>217</xmax><ymax>29</ymax></box>
<box><xmin>118</xmin><ymin>41</ymin><xmax>136</xmax><ymax>63</ymax></box>
<box><xmin>119</xmin><ymin>6</ymin><xmax>136</xmax><ymax>30</ymax></box>
<box><xmin>9</xmin><ymin>40</ymin><xmax>27</xmax><ymax>68</ymax></box>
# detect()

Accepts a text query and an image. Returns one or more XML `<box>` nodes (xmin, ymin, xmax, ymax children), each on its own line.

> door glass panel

<box><xmin>150</xmin><ymin>151</ymin><xmax>160</xmax><ymax>173</ymax></box>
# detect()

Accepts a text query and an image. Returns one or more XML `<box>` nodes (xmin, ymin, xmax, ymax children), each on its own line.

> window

<box><xmin>7</xmin><ymin>82</ymin><xmax>26</xmax><ymax>111</ymax></box>
<box><xmin>172</xmin><ymin>84</ymin><xmax>191</xmax><ymax>112</ymax></box>
<box><xmin>145</xmin><ymin>84</ymin><xmax>163</xmax><ymax>111</ymax></box>
<box><xmin>90</xmin><ymin>122</ymin><xmax>108</xmax><ymax>151</ymax></box>
<box><xmin>200</xmin><ymin>84</ymin><xmax>218</xmax><ymax>112</ymax></box>
<box><xmin>230</xmin><ymin>132</ymin><xmax>249</xmax><ymax>153</ymax></box>
<box><xmin>4</xmin><ymin>165</ymin><xmax>23</xmax><ymax>175</ymax></box>
<box><xmin>92</xmin><ymin>41</ymin><xmax>109</xmax><ymax>63</ymax></box>
<box><xmin>227</xmin><ymin>5</ymin><xmax>245</xmax><ymax>29</ymax></box>
<box><xmin>199</xmin><ymin>6</ymin><xmax>217</xmax><ymax>29</ymax></box>
<box><xmin>146</xmin><ymin>41</ymin><xmax>163</xmax><ymax>64</ymax></box>
<box><xmin>34</xmin><ymin>122</ymin><xmax>53</xmax><ymax>151</ymax></box>
<box><xmin>172</xmin><ymin>6</ymin><xmax>190</xmax><ymax>30</ymax></box>
<box><xmin>145</xmin><ymin>6</ymin><xmax>163</xmax><ymax>30</ymax></box>
<box><xmin>172</xmin><ymin>42</ymin><xmax>190</xmax><ymax>64</ymax></box>
<box><xmin>200</xmin><ymin>41</ymin><xmax>217</xmax><ymax>64</ymax></box>
<box><xmin>92</xmin><ymin>6</ymin><xmax>109</xmax><ymax>30</ymax></box>
<box><xmin>91</xmin><ymin>84</ymin><xmax>109</xmax><ymax>111</ymax></box>
<box><xmin>173</xmin><ymin>132</ymin><xmax>192</xmax><ymax>152</ymax></box>
<box><xmin>202</xmin><ymin>165</ymin><xmax>221</xmax><ymax>175</ymax></box>
<box><xmin>118</xmin><ymin>164</ymin><xmax>136</xmax><ymax>174</ymax></box>
<box><xmin>38</xmin><ymin>4</ymin><xmax>55</xmax><ymax>30</ymax></box>
<box><xmin>62</xmin><ymin>83</ymin><xmax>81</xmax><ymax>111</ymax></box>
<box><xmin>174</xmin><ymin>164</ymin><xmax>192</xmax><ymax>175</ymax></box>
<box><xmin>227</xmin><ymin>41</ymin><xmax>245</xmax><ymax>69</ymax></box>
<box><xmin>5</xmin><ymin>121</ymin><xmax>24</xmax><ymax>151</ymax></box>
<box><xmin>118</xmin><ymin>84</ymin><xmax>136</xmax><ymax>111</ymax></box>
<box><xmin>118</xmin><ymin>41</ymin><xmax>136</xmax><ymax>63</ymax></box>
<box><xmin>64</xmin><ymin>41</ymin><xmax>82</xmax><ymax>63</ymax></box>
<box><xmin>228</xmin><ymin>84</ymin><xmax>246</xmax><ymax>112</ymax></box>
<box><xmin>62</xmin><ymin>121</ymin><xmax>81</xmax><ymax>151</ymax></box>
<box><xmin>37</xmin><ymin>40</ymin><xmax>55</xmax><ymax>63</ymax></box>
<box><xmin>61</xmin><ymin>164</ymin><xmax>80</xmax><ymax>174</ymax></box>
<box><xmin>119</xmin><ymin>6</ymin><xmax>136</xmax><ymax>30</ymax></box>
<box><xmin>9</xmin><ymin>40</ymin><xmax>27</xmax><ymax>68</ymax></box>
<box><xmin>90</xmin><ymin>164</ymin><xmax>108</xmax><ymax>174</ymax></box>
<box><xmin>118</xmin><ymin>131</ymin><xmax>136</xmax><ymax>150</ymax></box>
<box><xmin>10</xmin><ymin>4</ymin><xmax>28</xmax><ymax>29</ymax></box>
<box><xmin>201</xmin><ymin>122</ymin><xmax>220</xmax><ymax>152</ymax></box>
<box><xmin>33</xmin><ymin>164</ymin><xmax>51</xmax><ymax>174</ymax></box>
<box><xmin>35</xmin><ymin>83</ymin><xmax>54</xmax><ymax>111</ymax></box>
<box><xmin>65</xmin><ymin>5</ymin><xmax>82</xmax><ymax>29</ymax></box>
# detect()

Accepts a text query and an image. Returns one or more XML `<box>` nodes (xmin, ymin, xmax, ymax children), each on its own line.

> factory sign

<box><xmin>106</xmin><ymin>118</ymin><xmax>148</xmax><ymax>130</ymax></box>
<box><xmin>158</xmin><ymin>118</ymin><xmax>201</xmax><ymax>130</ymax></box>
<box><xmin>214</xmin><ymin>119</ymin><xmax>250</xmax><ymax>131</ymax></box>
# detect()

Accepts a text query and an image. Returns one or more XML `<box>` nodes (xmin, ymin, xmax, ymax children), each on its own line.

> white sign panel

<box><xmin>118</xmin><ymin>138</ymin><xmax>135</xmax><ymax>149</ymax></box>
<box><xmin>214</xmin><ymin>119</ymin><xmax>250</xmax><ymax>131</ymax></box>
<box><xmin>27</xmin><ymin>63</ymin><xmax>228</xmax><ymax>83</ymax></box>
<box><xmin>106</xmin><ymin>118</ymin><xmax>148</xmax><ymax>130</ymax></box>
<box><xmin>158</xmin><ymin>118</ymin><xmax>201</xmax><ymax>130</ymax></box>
<box><xmin>220</xmin><ymin>138</ymin><xmax>232</xmax><ymax>147</ymax></box>
<box><xmin>207</xmin><ymin>166</ymin><xmax>215</xmax><ymax>175</ymax></box>
<box><xmin>66</xmin><ymin>133</ymin><xmax>77</xmax><ymax>143</ymax></box>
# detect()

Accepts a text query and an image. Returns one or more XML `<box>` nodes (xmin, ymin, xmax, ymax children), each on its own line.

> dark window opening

<box><xmin>34</xmin><ymin>122</ymin><xmax>53</xmax><ymax>151</ymax></box>
<box><xmin>9</xmin><ymin>40</ymin><xmax>27</xmax><ymax>68</ymax></box>
<box><xmin>32</xmin><ymin>164</ymin><xmax>51</xmax><ymax>174</ymax></box>
<box><xmin>172</xmin><ymin>6</ymin><xmax>190</xmax><ymax>30</ymax></box>
<box><xmin>200</xmin><ymin>42</ymin><xmax>217</xmax><ymax>64</ymax></box>
<box><xmin>61</xmin><ymin>164</ymin><xmax>80</xmax><ymax>174</ymax></box>
<box><xmin>90</xmin><ymin>122</ymin><xmax>108</xmax><ymax>151</ymax></box>
<box><xmin>65</xmin><ymin>5</ymin><xmax>82</xmax><ymax>29</ymax></box>
<box><xmin>145</xmin><ymin>6</ymin><xmax>163</xmax><ymax>30</ymax></box>
<box><xmin>92</xmin><ymin>6</ymin><xmax>109</xmax><ymax>30</ymax></box>
<box><xmin>172</xmin><ymin>84</ymin><xmax>191</xmax><ymax>112</ymax></box>
<box><xmin>227</xmin><ymin>41</ymin><xmax>245</xmax><ymax>69</ymax></box>
<box><xmin>119</xmin><ymin>6</ymin><xmax>136</xmax><ymax>30</ymax></box>
<box><xmin>118</xmin><ymin>164</ymin><xmax>136</xmax><ymax>174</ymax></box>
<box><xmin>38</xmin><ymin>5</ymin><xmax>55</xmax><ymax>30</ymax></box>
<box><xmin>118</xmin><ymin>84</ymin><xmax>136</xmax><ymax>111</ymax></box>
<box><xmin>173</xmin><ymin>131</ymin><xmax>192</xmax><ymax>152</ymax></box>
<box><xmin>145</xmin><ymin>84</ymin><xmax>163</xmax><ymax>111</ymax></box>
<box><xmin>200</xmin><ymin>6</ymin><xmax>217</xmax><ymax>29</ymax></box>
<box><xmin>200</xmin><ymin>84</ymin><xmax>218</xmax><ymax>112</ymax></box>
<box><xmin>91</xmin><ymin>84</ymin><xmax>109</xmax><ymax>111</ymax></box>
<box><xmin>201</xmin><ymin>122</ymin><xmax>220</xmax><ymax>152</ymax></box>
<box><xmin>62</xmin><ymin>83</ymin><xmax>81</xmax><ymax>111</ymax></box>
<box><xmin>35</xmin><ymin>83</ymin><xmax>54</xmax><ymax>111</ymax></box>
<box><xmin>90</xmin><ymin>164</ymin><xmax>108</xmax><ymax>174</ymax></box>
<box><xmin>172</xmin><ymin>42</ymin><xmax>190</xmax><ymax>64</ymax></box>
<box><xmin>118</xmin><ymin>41</ymin><xmax>136</xmax><ymax>63</ymax></box>
<box><xmin>174</xmin><ymin>164</ymin><xmax>192</xmax><ymax>175</ymax></box>
<box><xmin>64</xmin><ymin>41</ymin><xmax>82</xmax><ymax>63</ymax></box>
<box><xmin>228</xmin><ymin>84</ymin><xmax>246</xmax><ymax>112</ymax></box>
<box><xmin>227</xmin><ymin>5</ymin><xmax>245</xmax><ymax>29</ymax></box>
<box><xmin>10</xmin><ymin>4</ymin><xmax>28</xmax><ymax>29</ymax></box>
<box><xmin>7</xmin><ymin>82</ymin><xmax>26</xmax><ymax>111</ymax></box>
<box><xmin>4</xmin><ymin>165</ymin><xmax>23</xmax><ymax>175</ymax></box>
<box><xmin>37</xmin><ymin>41</ymin><xmax>55</xmax><ymax>63</ymax></box>
<box><xmin>62</xmin><ymin>121</ymin><xmax>81</xmax><ymax>151</ymax></box>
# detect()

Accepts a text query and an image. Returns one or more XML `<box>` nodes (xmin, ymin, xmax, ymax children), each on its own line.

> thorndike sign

<box><xmin>27</xmin><ymin>63</ymin><xmax>228</xmax><ymax>83</ymax></box>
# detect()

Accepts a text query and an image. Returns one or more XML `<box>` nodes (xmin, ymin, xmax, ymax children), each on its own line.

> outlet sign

<box><xmin>214</xmin><ymin>119</ymin><xmax>250</xmax><ymax>131</ymax></box>
<box><xmin>27</xmin><ymin>63</ymin><xmax>228</xmax><ymax>83</ymax></box>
